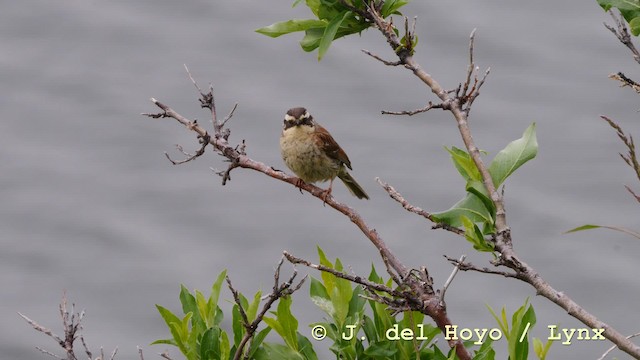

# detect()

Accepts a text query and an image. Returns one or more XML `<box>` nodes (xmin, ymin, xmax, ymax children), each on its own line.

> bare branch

<box><xmin>625</xmin><ymin>185</ymin><xmax>640</xmax><ymax>203</ymax></box>
<box><xmin>376</xmin><ymin>178</ymin><xmax>465</xmax><ymax>236</ymax></box>
<box><xmin>283</xmin><ymin>251</ymin><xmax>403</xmax><ymax>297</ymax></box>
<box><xmin>604</xmin><ymin>11</ymin><xmax>640</xmax><ymax>65</ymax></box>
<box><xmin>609</xmin><ymin>72</ymin><xmax>640</xmax><ymax>93</ymax></box>
<box><xmin>230</xmin><ymin>257</ymin><xmax>307</xmax><ymax>360</ymax></box>
<box><xmin>381</xmin><ymin>101</ymin><xmax>444</xmax><ymax>115</ymax></box>
<box><xmin>164</xmin><ymin>133</ymin><xmax>210</xmax><ymax>165</ymax></box>
<box><xmin>361</xmin><ymin>49</ymin><xmax>401</xmax><ymax>66</ymax></box>
<box><xmin>598</xmin><ymin>332</ymin><xmax>640</xmax><ymax>360</ymax></box>
<box><xmin>20</xmin><ymin>293</ymin><xmax>119</xmax><ymax>360</ymax></box>
<box><xmin>443</xmin><ymin>256</ymin><xmax>520</xmax><ymax>279</ymax></box>
<box><xmin>601</xmin><ymin>115</ymin><xmax>640</xmax><ymax>185</ymax></box>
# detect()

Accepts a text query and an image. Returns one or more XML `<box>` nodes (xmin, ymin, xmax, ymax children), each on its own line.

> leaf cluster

<box><xmin>256</xmin><ymin>0</ymin><xmax>410</xmax><ymax>60</ymax></box>
<box><xmin>432</xmin><ymin>124</ymin><xmax>538</xmax><ymax>252</ymax></box>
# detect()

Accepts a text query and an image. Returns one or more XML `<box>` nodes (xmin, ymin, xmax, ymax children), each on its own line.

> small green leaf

<box><xmin>264</xmin><ymin>296</ymin><xmax>299</xmax><ymax>351</ymax></box>
<box><xmin>446</xmin><ymin>146</ymin><xmax>482</xmax><ymax>182</ymax></box>
<box><xmin>208</xmin><ymin>270</ymin><xmax>227</xmax><ymax>324</ymax></box>
<box><xmin>200</xmin><ymin>327</ymin><xmax>221</xmax><ymax>360</ymax></box>
<box><xmin>462</xmin><ymin>216</ymin><xmax>494</xmax><ymax>252</ymax></box>
<box><xmin>247</xmin><ymin>290</ymin><xmax>262</xmax><ymax>323</ymax></box>
<box><xmin>473</xmin><ymin>338</ymin><xmax>495</xmax><ymax>360</ymax></box>
<box><xmin>629</xmin><ymin>14</ymin><xmax>640</xmax><ymax>35</ymax></box>
<box><xmin>309</xmin><ymin>277</ymin><xmax>334</xmax><ymax>316</ymax></box>
<box><xmin>297</xmin><ymin>332</ymin><xmax>319</xmax><ymax>360</ymax></box>
<box><xmin>488</xmin><ymin>123</ymin><xmax>538</xmax><ymax>187</ymax></box>
<box><xmin>431</xmin><ymin>192</ymin><xmax>493</xmax><ymax>227</ymax></box>
<box><xmin>486</xmin><ymin>305</ymin><xmax>509</xmax><ymax>338</ymax></box>
<box><xmin>261</xmin><ymin>343</ymin><xmax>305</xmax><ymax>360</ymax></box>
<box><xmin>565</xmin><ymin>224</ymin><xmax>602</xmax><ymax>233</ymax></box>
<box><xmin>318</xmin><ymin>11</ymin><xmax>351</xmax><ymax>60</ymax></box>
<box><xmin>300</xmin><ymin>27</ymin><xmax>324</xmax><ymax>52</ymax></box>
<box><xmin>363</xmin><ymin>341</ymin><xmax>398</xmax><ymax>357</ymax></box>
<box><xmin>466</xmin><ymin>180</ymin><xmax>496</xmax><ymax>219</ymax></box>
<box><xmin>361</xmin><ymin>315</ymin><xmax>378</xmax><ymax>342</ymax></box>
<box><xmin>248</xmin><ymin>327</ymin><xmax>272</xmax><ymax>358</ymax></box>
<box><xmin>381</xmin><ymin>0</ymin><xmax>410</xmax><ymax>17</ymax></box>
<box><xmin>306</xmin><ymin>0</ymin><xmax>321</xmax><ymax>16</ymax></box>
<box><xmin>292</xmin><ymin>0</ymin><xmax>304</xmax><ymax>7</ymax></box>
<box><xmin>565</xmin><ymin>224</ymin><xmax>640</xmax><ymax>239</ymax></box>
<box><xmin>256</xmin><ymin>19</ymin><xmax>327</xmax><ymax>38</ymax></box>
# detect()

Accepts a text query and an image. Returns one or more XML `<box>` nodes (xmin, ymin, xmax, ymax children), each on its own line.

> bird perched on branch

<box><xmin>280</xmin><ymin>107</ymin><xmax>369</xmax><ymax>201</ymax></box>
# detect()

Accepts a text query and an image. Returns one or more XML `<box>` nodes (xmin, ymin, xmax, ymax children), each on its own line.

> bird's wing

<box><xmin>314</xmin><ymin>124</ymin><xmax>353</xmax><ymax>170</ymax></box>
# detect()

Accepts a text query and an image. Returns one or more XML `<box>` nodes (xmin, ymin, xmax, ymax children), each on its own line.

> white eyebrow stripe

<box><xmin>284</xmin><ymin>114</ymin><xmax>296</xmax><ymax>121</ymax></box>
<box><xmin>303</xmin><ymin>111</ymin><xmax>310</xmax><ymax>118</ymax></box>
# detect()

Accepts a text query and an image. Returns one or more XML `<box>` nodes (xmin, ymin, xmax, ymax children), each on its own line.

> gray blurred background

<box><xmin>3</xmin><ymin>1</ymin><xmax>640</xmax><ymax>359</ymax></box>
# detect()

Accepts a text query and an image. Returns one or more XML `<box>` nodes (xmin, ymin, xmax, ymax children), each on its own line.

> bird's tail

<box><xmin>338</xmin><ymin>171</ymin><xmax>369</xmax><ymax>200</ymax></box>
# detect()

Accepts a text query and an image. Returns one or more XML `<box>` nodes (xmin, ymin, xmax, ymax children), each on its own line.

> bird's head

<box><xmin>284</xmin><ymin>107</ymin><xmax>314</xmax><ymax>129</ymax></box>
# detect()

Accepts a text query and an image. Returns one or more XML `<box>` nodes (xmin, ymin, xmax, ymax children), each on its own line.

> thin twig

<box><xmin>598</xmin><ymin>332</ymin><xmax>640</xmax><ymax>360</ymax></box>
<box><xmin>601</xmin><ymin>115</ymin><xmax>640</xmax><ymax>184</ymax></box>
<box><xmin>362</xmin><ymin>49</ymin><xmax>401</xmax><ymax>66</ymax></box>
<box><xmin>381</xmin><ymin>102</ymin><xmax>444</xmax><ymax>115</ymax></box>
<box><xmin>440</xmin><ymin>255</ymin><xmax>466</xmax><ymax>304</ymax></box>
<box><xmin>283</xmin><ymin>251</ymin><xmax>403</xmax><ymax>297</ymax></box>
<box><xmin>604</xmin><ymin>11</ymin><xmax>640</xmax><ymax>64</ymax></box>
<box><xmin>443</xmin><ymin>256</ymin><xmax>520</xmax><ymax>279</ymax></box>
<box><xmin>376</xmin><ymin>178</ymin><xmax>465</xmax><ymax>236</ymax></box>
<box><xmin>164</xmin><ymin>133</ymin><xmax>210</xmax><ymax>165</ymax></box>
<box><xmin>231</xmin><ymin>257</ymin><xmax>307</xmax><ymax>360</ymax></box>
<box><xmin>609</xmin><ymin>72</ymin><xmax>640</xmax><ymax>93</ymax></box>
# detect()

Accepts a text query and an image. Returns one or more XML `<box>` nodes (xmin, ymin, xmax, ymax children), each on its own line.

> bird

<box><xmin>280</xmin><ymin>107</ymin><xmax>369</xmax><ymax>201</ymax></box>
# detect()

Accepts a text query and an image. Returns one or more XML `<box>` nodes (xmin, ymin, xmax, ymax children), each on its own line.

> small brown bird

<box><xmin>280</xmin><ymin>107</ymin><xmax>369</xmax><ymax>201</ymax></box>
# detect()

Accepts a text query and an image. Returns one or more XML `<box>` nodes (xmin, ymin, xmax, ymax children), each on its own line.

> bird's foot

<box><xmin>295</xmin><ymin>178</ymin><xmax>305</xmax><ymax>194</ymax></box>
<box><xmin>321</xmin><ymin>188</ymin><xmax>333</xmax><ymax>206</ymax></box>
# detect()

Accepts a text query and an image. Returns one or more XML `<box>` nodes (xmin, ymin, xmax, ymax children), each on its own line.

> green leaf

<box><xmin>466</xmin><ymin>180</ymin><xmax>496</xmax><ymax>219</ymax></box>
<box><xmin>306</xmin><ymin>0</ymin><xmax>321</xmax><ymax>17</ymax></box>
<box><xmin>510</xmin><ymin>302</ymin><xmax>536</xmax><ymax>360</ymax></box>
<box><xmin>208</xmin><ymin>271</ymin><xmax>227</xmax><ymax>325</ymax></box>
<box><xmin>180</xmin><ymin>286</ymin><xmax>204</xmax><ymax>331</ymax></box>
<box><xmin>318</xmin><ymin>11</ymin><xmax>351</xmax><ymax>60</ymax></box>
<box><xmin>565</xmin><ymin>224</ymin><xmax>640</xmax><ymax>239</ymax></box>
<box><xmin>261</xmin><ymin>343</ymin><xmax>305</xmax><ymax>360</ymax></box>
<box><xmin>292</xmin><ymin>0</ymin><xmax>304</xmax><ymax>7</ymax></box>
<box><xmin>431</xmin><ymin>192</ymin><xmax>493</xmax><ymax>227</ymax></box>
<box><xmin>310</xmin><ymin>277</ymin><xmax>334</xmax><ymax>317</ymax></box>
<box><xmin>248</xmin><ymin>327</ymin><xmax>272</xmax><ymax>358</ymax></box>
<box><xmin>300</xmin><ymin>27</ymin><xmax>324</xmax><ymax>52</ymax></box>
<box><xmin>264</xmin><ymin>296</ymin><xmax>299</xmax><ymax>351</ymax></box>
<box><xmin>200</xmin><ymin>327</ymin><xmax>221</xmax><ymax>360</ymax></box>
<box><xmin>462</xmin><ymin>216</ymin><xmax>494</xmax><ymax>252</ymax></box>
<box><xmin>532</xmin><ymin>337</ymin><xmax>553</xmax><ymax>360</ymax></box>
<box><xmin>346</xmin><ymin>285</ymin><xmax>366</xmax><ymax>321</ymax></box>
<box><xmin>247</xmin><ymin>290</ymin><xmax>262</xmax><ymax>323</ymax></box>
<box><xmin>232</xmin><ymin>302</ymin><xmax>244</xmax><ymax>347</ymax></box>
<box><xmin>361</xmin><ymin>315</ymin><xmax>378</xmax><ymax>342</ymax></box>
<box><xmin>363</xmin><ymin>341</ymin><xmax>398</xmax><ymax>357</ymax></box>
<box><xmin>256</xmin><ymin>19</ymin><xmax>327</xmax><ymax>38</ymax></box>
<box><xmin>488</xmin><ymin>123</ymin><xmax>538</xmax><ymax>187</ymax></box>
<box><xmin>381</xmin><ymin>0</ymin><xmax>410</xmax><ymax>17</ymax></box>
<box><xmin>473</xmin><ymin>338</ymin><xmax>495</xmax><ymax>360</ymax></box>
<box><xmin>297</xmin><ymin>332</ymin><xmax>319</xmax><ymax>360</ymax></box>
<box><xmin>446</xmin><ymin>146</ymin><xmax>482</xmax><ymax>182</ymax></box>
<box><xmin>317</xmin><ymin>247</ymin><xmax>335</xmax><ymax>292</ymax></box>
<box><xmin>629</xmin><ymin>16</ymin><xmax>640</xmax><ymax>35</ymax></box>
<box><xmin>486</xmin><ymin>305</ymin><xmax>509</xmax><ymax>338</ymax></box>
